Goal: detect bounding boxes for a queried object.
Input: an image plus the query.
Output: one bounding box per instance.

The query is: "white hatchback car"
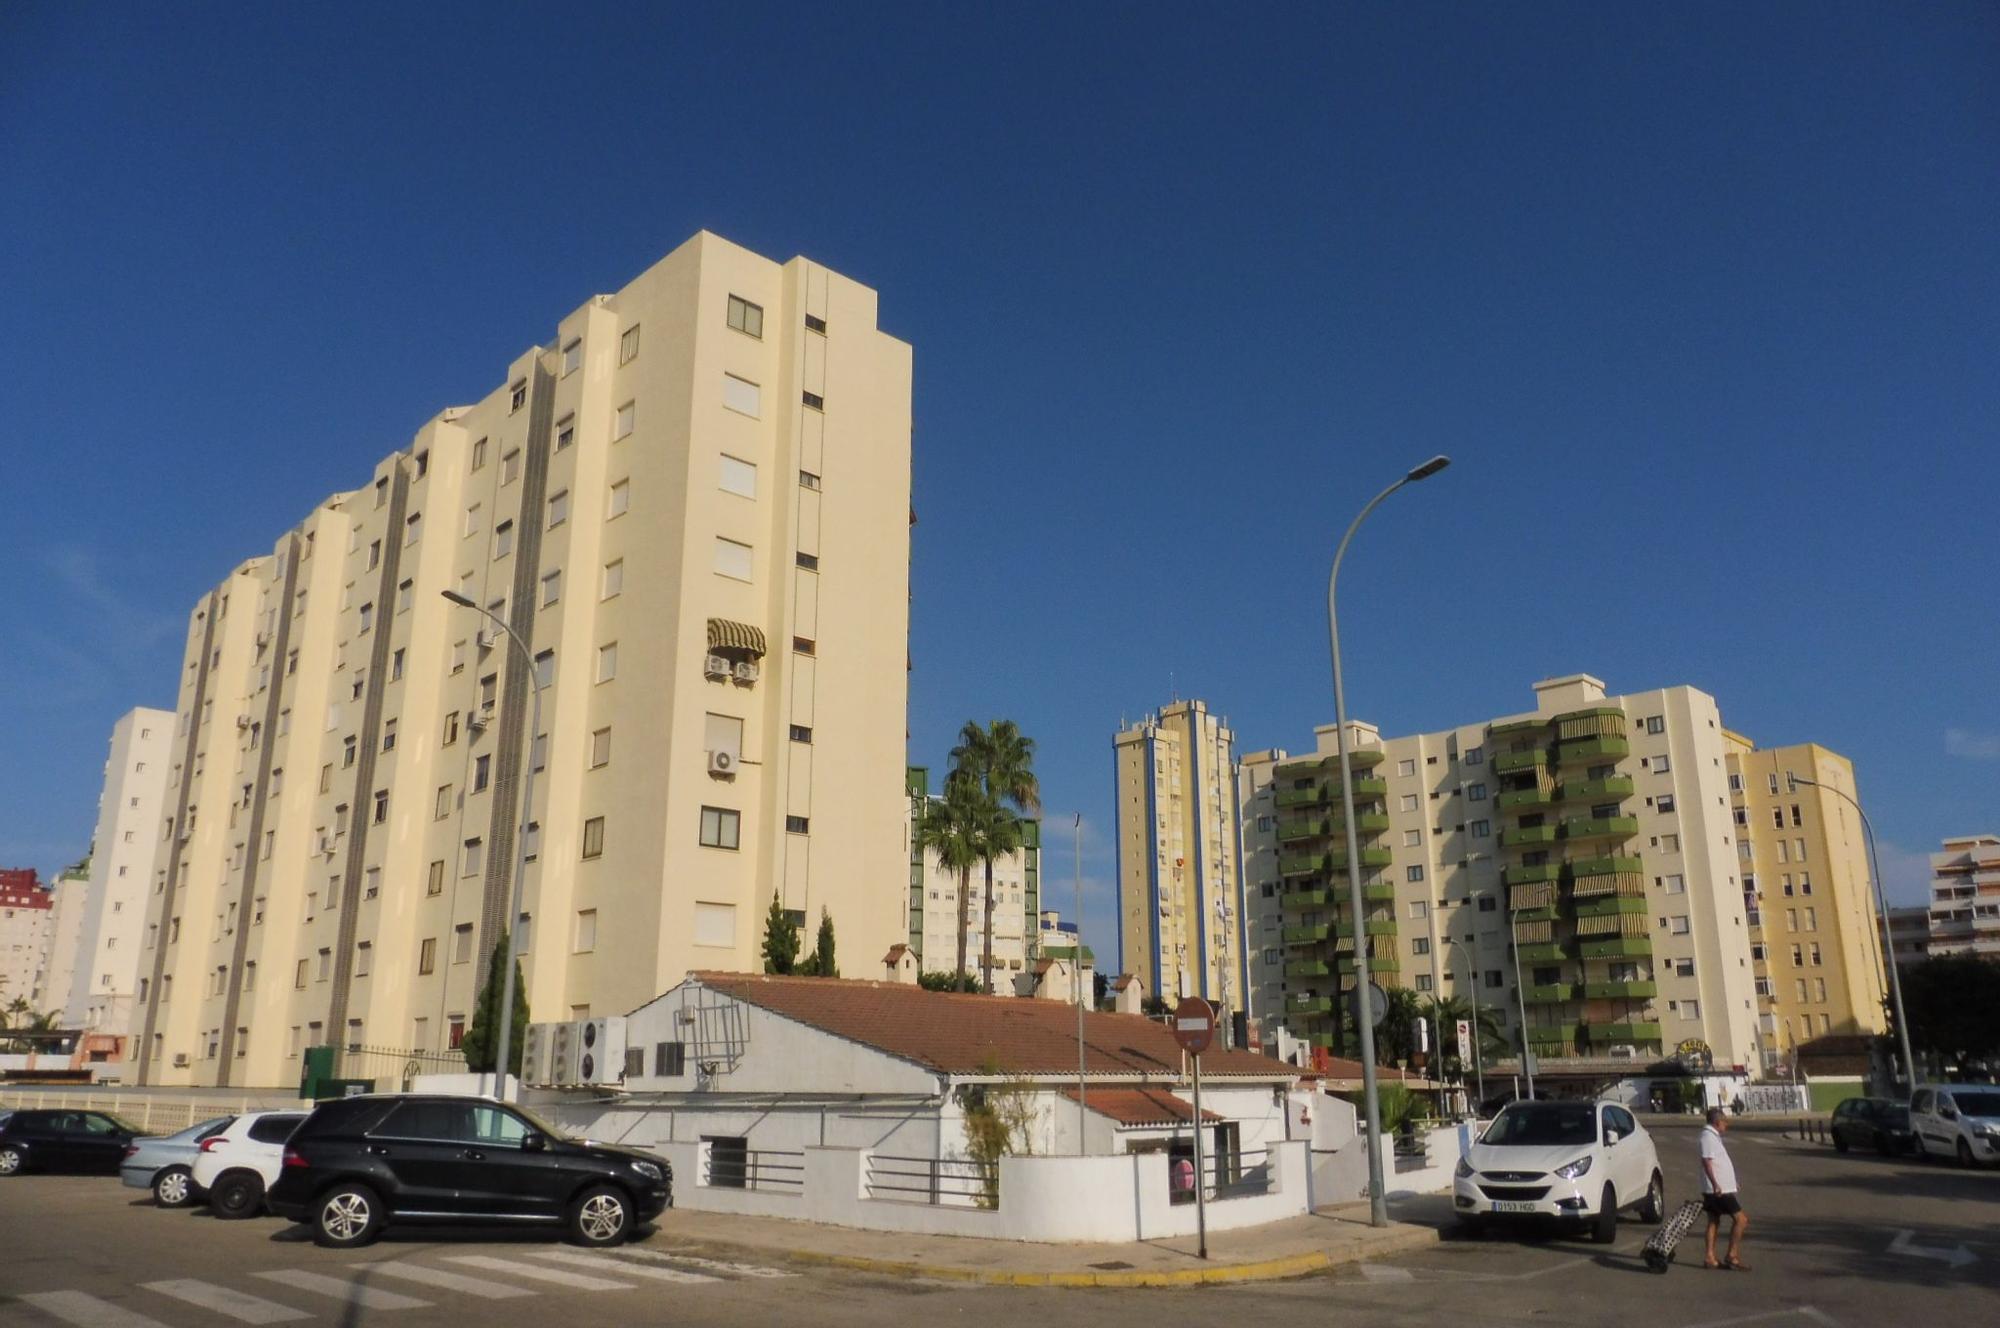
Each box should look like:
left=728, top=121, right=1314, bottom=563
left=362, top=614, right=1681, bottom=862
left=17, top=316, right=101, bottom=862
left=1909, top=1085, right=2000, bottom=1167
left=1454, top=1100, right=1664, bottom=1243
left=190, top=1111, right=308, bottom=1219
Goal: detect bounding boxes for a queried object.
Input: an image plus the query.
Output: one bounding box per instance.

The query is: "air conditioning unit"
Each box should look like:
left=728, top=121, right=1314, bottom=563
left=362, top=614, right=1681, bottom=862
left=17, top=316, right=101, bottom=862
left=236, top=714, right=253, bottom=730
left=708, top=750, right=737, bottom=776
left=466, top=714, right=489, bottom=733
left=575, top=1017, right=628, bottom=1086
left=732, top=659, right=760, bottom=683
left=476, top=628, right=496, bottom=649
left=1608, top=1044, right=1638, bottom=1059
left=172, top=1052, right=189, bottom=1068
left=703, top=653, right=732, bottom=679
left=549, top=1021, right=577, bottom=1086
left=521, top=1023, right=553, bottom=1087
left=317, top=836, right=335, bottom=857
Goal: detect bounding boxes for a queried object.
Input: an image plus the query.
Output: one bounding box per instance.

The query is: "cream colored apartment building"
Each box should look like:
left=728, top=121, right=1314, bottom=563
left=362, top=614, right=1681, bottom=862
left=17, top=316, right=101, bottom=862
left=135, top=232, right=913, bottom=1087
left=1928, top=834, right=2000, bottom=958
left=1114, top=699, right=1246, bottom=1012
left=1723, top=739, right=1887, bottom=1071
left=903, top=768, right=1042, bottom=989
left=1242, top=676, right=1766, bottom=1073
left=45, top=707, right=176, bottom=1034
left=1, top=871, right=53, bottom=1009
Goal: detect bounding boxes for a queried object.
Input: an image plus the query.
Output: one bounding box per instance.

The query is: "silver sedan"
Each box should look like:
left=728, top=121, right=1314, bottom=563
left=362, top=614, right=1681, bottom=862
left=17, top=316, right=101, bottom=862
left=119, top=1116, right=234, bottom=1207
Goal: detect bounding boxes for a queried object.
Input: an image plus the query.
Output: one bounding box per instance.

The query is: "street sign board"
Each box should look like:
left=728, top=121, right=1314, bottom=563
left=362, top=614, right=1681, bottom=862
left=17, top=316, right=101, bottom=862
left=1355, top=981, right=1389, bottom=1027
left=1456, top=1018, right=1472, bottom=1066
left=1172, top=997, right=1216, bottom=1054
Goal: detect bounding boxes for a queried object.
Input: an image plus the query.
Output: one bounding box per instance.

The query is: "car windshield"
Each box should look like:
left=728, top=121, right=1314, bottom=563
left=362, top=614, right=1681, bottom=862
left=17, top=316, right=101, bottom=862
left=1481, top=1102, right=1599, bottom=1147
left=95, top=1114, right=146, bottom=1135
left=1949, top=1091, right=2000, bottom=1117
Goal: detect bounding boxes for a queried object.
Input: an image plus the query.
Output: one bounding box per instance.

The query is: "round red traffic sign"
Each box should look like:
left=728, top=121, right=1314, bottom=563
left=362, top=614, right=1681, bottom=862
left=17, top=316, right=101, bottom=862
left=1172, top=997, right=1216, bottom=1054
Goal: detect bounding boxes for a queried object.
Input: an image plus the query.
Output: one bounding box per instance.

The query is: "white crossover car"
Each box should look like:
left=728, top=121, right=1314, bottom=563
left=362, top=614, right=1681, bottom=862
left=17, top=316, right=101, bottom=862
left=1909, top=1085, right=2000, bottom=1167
left=1453, top=1100, right=1663, bottom=1242
left=190, top=1111, right=308, bottom=1219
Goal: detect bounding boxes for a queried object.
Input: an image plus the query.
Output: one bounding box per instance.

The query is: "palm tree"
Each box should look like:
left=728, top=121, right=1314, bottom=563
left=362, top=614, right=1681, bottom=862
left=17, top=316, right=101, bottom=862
left=1421, top=993, right=1508, bottom=1080
left=948, top=720, right=1041, bottom=994
left=916, top=777, right=985, bottom=984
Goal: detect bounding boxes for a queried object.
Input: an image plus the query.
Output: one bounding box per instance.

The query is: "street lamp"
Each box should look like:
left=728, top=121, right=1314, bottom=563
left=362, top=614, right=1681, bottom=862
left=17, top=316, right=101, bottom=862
left=1328, top=453, right=1451, bottom=1229
left=1444, top=937, right=1485, bottom=1110
left=1786, top=773, right=1917, bottom=1093
left=441, top=589, right=542, bottom=1101
left=1500, top=887, right=1535, bottom=1099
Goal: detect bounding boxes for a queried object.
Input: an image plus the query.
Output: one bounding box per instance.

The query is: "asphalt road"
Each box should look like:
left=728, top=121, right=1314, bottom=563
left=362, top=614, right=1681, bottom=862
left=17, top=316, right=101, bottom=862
left=1, top=1118, right=1992, bottom=1328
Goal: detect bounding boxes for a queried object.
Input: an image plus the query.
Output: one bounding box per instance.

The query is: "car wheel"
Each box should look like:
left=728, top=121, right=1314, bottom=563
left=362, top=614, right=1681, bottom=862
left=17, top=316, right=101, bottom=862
left=311, top=1184, right=383, bottom=1248
left=1956, top=1139, right=1975, bottom=1169
left=0, top=1146, right=24, bottom=1176
left=1591, top=1184, right=1619, bottom=1245
left=567, top=1185, right=633, bottom=1247
left=210, top=1172, right=265, bottom=1220
left=153, top=1167, right=196, bottom=1208
left=1637, top=1170, right=1664, bottom=1223
left=1832, top=1129, right=1849, bottom=1153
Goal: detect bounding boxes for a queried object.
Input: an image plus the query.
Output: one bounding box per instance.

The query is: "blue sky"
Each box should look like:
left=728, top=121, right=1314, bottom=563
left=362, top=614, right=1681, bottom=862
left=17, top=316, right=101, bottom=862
left=3, top=3, right=1994, bottom=959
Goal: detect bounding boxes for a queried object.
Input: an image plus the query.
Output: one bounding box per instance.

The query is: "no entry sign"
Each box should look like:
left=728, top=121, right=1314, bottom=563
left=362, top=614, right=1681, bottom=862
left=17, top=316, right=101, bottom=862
left=1172, top=996, right=1216, bottom=1054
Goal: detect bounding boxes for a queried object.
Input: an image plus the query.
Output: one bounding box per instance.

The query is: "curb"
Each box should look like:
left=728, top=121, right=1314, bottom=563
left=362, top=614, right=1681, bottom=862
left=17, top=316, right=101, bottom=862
left=775, top=1224, right=1439, bottom=1288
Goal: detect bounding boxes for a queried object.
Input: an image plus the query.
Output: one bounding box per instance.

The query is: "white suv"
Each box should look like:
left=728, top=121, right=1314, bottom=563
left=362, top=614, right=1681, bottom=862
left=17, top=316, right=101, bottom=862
left=191, top=1111, right=308, bottom=1218
left=1909, top=1086, right=2000, bottom=1167
left=1453, top=1099, right=1664, bottom=1243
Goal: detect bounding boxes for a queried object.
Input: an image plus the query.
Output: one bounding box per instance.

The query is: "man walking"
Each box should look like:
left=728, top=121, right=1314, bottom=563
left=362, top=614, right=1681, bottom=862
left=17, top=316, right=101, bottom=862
left=1699, top=1105, right=1750, bottom=1270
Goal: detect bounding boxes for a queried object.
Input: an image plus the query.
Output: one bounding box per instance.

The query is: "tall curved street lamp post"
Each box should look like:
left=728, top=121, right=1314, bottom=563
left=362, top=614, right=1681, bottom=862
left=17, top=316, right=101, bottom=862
left=1445, top=937, right=1486, bottom=1109
left=1328, top=454, right=1451, bottom=1229
left=1785, top=773, right=1917, bottom=1092
left=442, top=590, right=541, bottom=1101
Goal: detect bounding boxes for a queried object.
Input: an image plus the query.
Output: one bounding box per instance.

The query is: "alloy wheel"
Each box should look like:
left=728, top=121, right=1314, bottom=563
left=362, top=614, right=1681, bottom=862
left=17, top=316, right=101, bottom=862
left=579, top=1193, right=626, bottom=1242
left=0, top=1148, right=21, bottom=1176
left=323, top=1192, right=371, bottom=1241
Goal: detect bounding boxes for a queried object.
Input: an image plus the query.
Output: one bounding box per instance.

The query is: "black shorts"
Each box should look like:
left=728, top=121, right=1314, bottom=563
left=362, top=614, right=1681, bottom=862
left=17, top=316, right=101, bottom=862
left=1702, top=1193, right=1743, bottom=1217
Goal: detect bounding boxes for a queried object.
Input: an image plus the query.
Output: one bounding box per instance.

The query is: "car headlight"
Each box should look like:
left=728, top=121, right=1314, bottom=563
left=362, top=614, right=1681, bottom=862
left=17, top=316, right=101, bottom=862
left=629, top=1160, right=663, bottom=1183
left=1455, top=1157, right=1474, bottom=1179
left=1553, top=1156, right=1592, bottom=1180
left=1974, top=1126, right=2000, bottom=1141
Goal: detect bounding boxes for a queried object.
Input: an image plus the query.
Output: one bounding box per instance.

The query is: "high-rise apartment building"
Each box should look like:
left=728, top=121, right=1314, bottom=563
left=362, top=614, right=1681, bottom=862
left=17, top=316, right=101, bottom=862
left=1927, top=834, right=2000, bottom=957
left=0, top=869, right=52, bottom=1005
left=1880, top=906, right=1932, bottom=969
left=1113, top=699, right=1244, bottom=1011
left=136, top=232, right=913, bottom=1086
left=1242, top=677, right=1776, bottom=1073
left=44, top=707, right=176, bottom=1033
left=904, top=767, right=1041, bottom=988
left=1723, top=739, right=1888, bottom=1070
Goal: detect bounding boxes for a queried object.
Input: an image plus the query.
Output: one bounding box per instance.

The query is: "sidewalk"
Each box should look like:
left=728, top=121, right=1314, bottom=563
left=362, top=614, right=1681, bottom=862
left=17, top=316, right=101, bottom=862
left=655, top=1203, right=1440, bottom=1287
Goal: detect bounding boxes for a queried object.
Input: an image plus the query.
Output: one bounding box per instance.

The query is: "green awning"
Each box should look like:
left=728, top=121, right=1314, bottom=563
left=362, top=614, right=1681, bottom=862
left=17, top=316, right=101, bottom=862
left=707, top=618, right=767, bottom=655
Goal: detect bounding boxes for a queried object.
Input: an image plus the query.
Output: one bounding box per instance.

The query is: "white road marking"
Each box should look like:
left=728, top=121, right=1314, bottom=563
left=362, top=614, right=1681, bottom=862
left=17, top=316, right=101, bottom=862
left=535, top=1249, right=719, bottom=1284
left=360, top=1262, right=537, bottom=1298
left=252, top=1270, right=432, bottom=1311
left=1358, top=1263, right=1415, bottom=1283
left=15, top=1292, right=168, bottom=1328
left=441, top=1254, right=633, bottom=1291
left=618, top=1246, right=794, bottom=1278
left=1887, top=1228, right=1977, bottom=1269
left=140, top=1280, right=310, bottom=1324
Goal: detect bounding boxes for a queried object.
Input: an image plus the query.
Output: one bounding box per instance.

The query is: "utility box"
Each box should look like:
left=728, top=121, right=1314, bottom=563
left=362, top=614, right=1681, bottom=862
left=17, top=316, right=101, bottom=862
left=299, top=1045, right=337, bottom=1098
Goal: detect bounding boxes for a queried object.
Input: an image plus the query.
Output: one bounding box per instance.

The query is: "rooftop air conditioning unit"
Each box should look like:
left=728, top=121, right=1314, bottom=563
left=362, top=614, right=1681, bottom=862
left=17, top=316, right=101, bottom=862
left=549, top=1020, right=577, bottom=1087
left=707, top=750, right=737, bottom=776
left=732, top=659, right=760, bottom=683
left=576, top=1017, right=627, bottom=1086
left=703, top=653, right=732, bottom=679
left=172, top=1052, right=189, bottom=1068
left=521, top=1023, right=552, bottom=1087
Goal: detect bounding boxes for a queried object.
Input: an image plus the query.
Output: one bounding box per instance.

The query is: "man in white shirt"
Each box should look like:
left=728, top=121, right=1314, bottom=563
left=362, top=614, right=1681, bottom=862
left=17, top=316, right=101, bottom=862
left=1699, top=1105, right=1749, bottom=1270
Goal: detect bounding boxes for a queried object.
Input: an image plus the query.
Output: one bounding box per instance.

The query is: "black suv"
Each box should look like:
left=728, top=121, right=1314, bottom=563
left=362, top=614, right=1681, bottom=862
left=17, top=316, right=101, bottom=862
left=0, top=1109, right=149, bottom=1175
left=266, top=1094, right=671, bottom=1248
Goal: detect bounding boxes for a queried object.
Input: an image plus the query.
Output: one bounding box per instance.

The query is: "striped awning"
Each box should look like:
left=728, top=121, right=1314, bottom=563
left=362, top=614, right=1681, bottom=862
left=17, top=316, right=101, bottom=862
left=1571, top=871, right=1644, bottom=899
left=707, top=618, right=767, bottom=655
left=1512, top=919, right=1553, bottom=944
left=1510, top=883, right=1558, bottom=911
left=1576, top=913, right=1624, bottom=936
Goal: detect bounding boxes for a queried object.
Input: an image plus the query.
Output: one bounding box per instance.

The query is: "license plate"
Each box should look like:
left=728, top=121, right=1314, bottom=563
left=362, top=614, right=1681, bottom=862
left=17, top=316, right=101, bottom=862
left=1492, top=1201, right=1540, bottom=1213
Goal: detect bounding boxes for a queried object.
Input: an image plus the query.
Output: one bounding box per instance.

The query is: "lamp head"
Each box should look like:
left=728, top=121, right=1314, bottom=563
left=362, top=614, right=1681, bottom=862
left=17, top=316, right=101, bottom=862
left=1406, top=455, right=1452, bottom=482
left=440, top=590, right=476, bottom=608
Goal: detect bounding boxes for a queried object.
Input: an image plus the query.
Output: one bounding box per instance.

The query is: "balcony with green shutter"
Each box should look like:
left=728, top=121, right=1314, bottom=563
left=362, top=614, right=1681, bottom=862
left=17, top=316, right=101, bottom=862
left=1557, top=735, right=1630, bottom=763
left=1286, top=958, right=1330, bottom=979
left=1581, top=936, right=1653, bottom=959
left=1525, top=1028, right=1575, bottom=1054
left=1493, top=749, right=1552, bottom=775
left=1561, top=816, right=1639, bottom=843
left=1489, top=718, right=1548, bottom=740
left=1335, top=918, right=1398, bottom=938
left=1497, top=785, right=1554, bottom=812
left=1502, top=824, right=1559, bottom=848
left=1333, top=882, right=1398, bottom=905
left=1570, top=854, right=1643, bottom=878
left=1276, top=816, right=1331, bottom=843
left=1583, top=980, right=1658, bottom=999
left=1515, top=942, right=1570, bottom=963
left=1557, top=775, right=1634, bottom=803
left=1503, top=863, right=1564, bottom=886
left=1523, top=983, right=1579, bottom=1004
left=1287, top=995, right=1334, bottom=1017
left=1511, top=905, right=1562, bottom=924
left=1322, top=847, right=1395, bottom=872
left=1337, top=954, right=1400, bottom=975
left=1280, top=852, right=1333, bottom=877
left=1574, top=895, right=1648, bottom=919
left=1346, top=776, right=1390, bottom=801
left=1330, top=810, right=1393, bottom=834
left=1591, top=1022, right=1662, bottom=1043
left=1274, top=784, right=1328, bottom=810
left=1281, top=888, right=1331, bottom=911
left=1284, top=923, right=1332, bottom=944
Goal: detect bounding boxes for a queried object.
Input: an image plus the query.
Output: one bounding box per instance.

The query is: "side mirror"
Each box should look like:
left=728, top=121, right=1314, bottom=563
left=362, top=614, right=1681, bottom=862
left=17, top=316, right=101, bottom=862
left=1940, top=1109, right=1958, bottom=1122
left=1605, top=1130, right=1621, bottom=1146
left=522, top=1131, right=548, bottom=1152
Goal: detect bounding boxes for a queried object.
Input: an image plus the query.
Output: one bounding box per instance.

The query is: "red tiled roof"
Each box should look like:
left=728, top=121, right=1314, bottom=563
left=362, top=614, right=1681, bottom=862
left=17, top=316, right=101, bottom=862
left=688, top=973, right=1294, bottom=1080
left=1061, top=1086, right=1223, bottom=1126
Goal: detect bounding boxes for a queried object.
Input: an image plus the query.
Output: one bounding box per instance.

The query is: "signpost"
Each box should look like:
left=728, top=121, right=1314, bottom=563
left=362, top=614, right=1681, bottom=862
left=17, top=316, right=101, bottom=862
left=1172, top=996, right=1216, bottom=1259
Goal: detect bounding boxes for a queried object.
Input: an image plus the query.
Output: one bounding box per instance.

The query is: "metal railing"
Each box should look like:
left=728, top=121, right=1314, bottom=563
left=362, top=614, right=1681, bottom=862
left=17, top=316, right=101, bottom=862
left=865, top=1153, right=995, bottom=1209
left=336, top=1044, right=466, bottom=1087
left=703, top=1147, right=804, bottom=1193
left=0, top=1090, right=297, bottom=1134
left=1204, top=1147, right=1275, bottom=1201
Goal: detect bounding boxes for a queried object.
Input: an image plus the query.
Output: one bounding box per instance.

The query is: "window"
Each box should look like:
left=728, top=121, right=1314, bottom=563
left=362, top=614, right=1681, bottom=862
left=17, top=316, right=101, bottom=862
left=1790, top=803, right=1804, bottom=828
left=655, top=1041, right=687, bottom=1076
left=1804, top=906, right=1818, bottom=931
left=427, top=859, right=445, bottom=896
left=1477, top=896, right=1497, bottom=912
left=1751, top=942, right=1767, bottom=962
left=367, top=539, right=381, bottom=570
left=494, top=520, right=515, bottom=558
left=453, top=924, right=473, bottom=963
left=597, top=643, right=618, bottom=682
left=591, top=727, right=612, bottom=768
left=294, top=960, right=308, bottom=989
left=574, top=909, right=598, bottom=953
left=1469, top=819, right=1490, bottom=838
left=801, top=390, right=824, bottom=411
left=473, top=753, right=491, bottom=792
left=1671, top=957, right=1696, bottom=978
left=509, top=378, right=527, bottom=411
left=562, top=338, right=581, bottom=375
left=1809, top=943, right=1822, bottom=966
left=1406, top=865, right=1425, bottom=882
left=531, top=731, right=548, bottom=772
left=1794, top=837, right=1807, bottom=861
left=463, top=838, right=484, bottom=876
left=793, top=635, right=816, bottom=655
left=1662, top=873, right=1686, bottom=894
left=405, top=512, right=422, bottom=546
left=1486, top=970, right=1504, bottom=988
left=608, top=479, right=630, bottom=518
left=1667, top=915, right=1690, bottom=935
left=1657, top=794, right=1676, bottom=814
left=1399, top=794, right=1419, bottom=812
left=1682, top=999, right=1701, bottom=1020
left=533, top=649, right=555, bottom=688
left=1465, top=782, right=1487, bottom=802
left=1799, top=872, right=1812, bottom=895
left=805, top=312, right=827, bottom=334
left=502, top=449, right=521, bottom=484
left=472, top=437, right=488, bottom=470
left=720, top=455, right=756, bottom=498
left=727, top=294, right=765, bottom=337
left=786, top=814, right=810, bottom=834
left=582, top=817, right=605, bottom=859
left=1402, top=829, right=1421, bottom=847
left=795, top=551, right=818, bottom=570
left=522, top=821, right=541, bottom=861
left=789, top=724, right=812, bottom=743
left=390, top=648, right=405, bottom=680
left=1411, top=937, right=1431, bottom=955
left=1646, top=715, right=1665, bottom=735
left=700, top=806, right=740, bottom=849
left=317, top=948, right=332, bottom=981
left=799, top=469, right=820, bottom=489
left=1464, top=745, right=1484, bottom=766
left=354, top=942, right=372, bottom=977
left=714, top=537, right=753, bottom=581
left=722, top=373, right=761, bottom=417
left=382, top=718, right=398, bottom=752
left=1415, top=974, right=1433, bottom=992
left=547, top=490, right=569, bottom=528
left=434, top=784, right=453, bottom=819
left=442, top=710, right=460, bottom=746
left=358, top=602, right=374, bottom=633
left=418, top=938, right=436, bottom=974
left=541, top=569, right=562, bottom=606
left=372, top=789, right=388, bottom=824
left=555, top=414, right=575, bottom=450
left=619, top=324, right=640, bottom=364
left=1398, top=759, right=1417, bottom=778
left=1653, top=754, right=1671, bottom=774
left=342, top=735, right=357, bottom=768
left=1660, top=833, right=1680, bottom=853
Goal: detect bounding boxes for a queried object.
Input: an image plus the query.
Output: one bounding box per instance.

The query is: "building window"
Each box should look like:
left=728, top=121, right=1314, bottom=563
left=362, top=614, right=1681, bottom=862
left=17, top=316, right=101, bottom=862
left=608, top=479, right=630, bottom=518
left=521, top=821, right=541, bottom=861
left=805, top=312, right=827, bottom=334
left=354, top=942, right=372, bottom=978
left=1809, top=943, right=1822, bottom=966
left=418, top=938, right=437, bottom=974
left=358, top=602, right=374, bottom=633
left=434, top=785, right=453, bottom=819
left=1667, top=915, right=1690, bottom=935
left=722, top=373, right=761, bottom=418
left=541, top=569, right=562, bottom=606
left=473, top=754, right=491, bottom=792
left=317, top=948, right=332, bottom=981
left=555, top=414, right=575, bottom=450
left=547, top=490, right=569, bottom=528
left=1662, top=873, right=1686, bottom=894
left=1660, top=833, right=1681, bottom=853
left=714, top=537, right=753, bottom=581
left=591, top=727, right=612, bottom=768
left=390, top=648, right=405, bottom=681
left=655, top=1041, right=687, bottom=1076
left=610, top=400, right=635, bottom=440
left=801, top=390, right=825, bottom=411
left=1657, top=794, right=1676, bottom=814
left=294, top=960, right=308, bottom=989
left=799, top=470, right=821, bottom=490
left=789, top=724, right=812, bottom=744
left=795, top=551, right=819, bottom=571
left=1403, top=829, right=1421, bottom=847
left=502, top=449, right=521, bottom=484
left=463, top=838, right=484, bottom=876
left=1469, top=819, right=1490, bottom=838
left=472, top=437, right=488, bottom=470
left=1653, top=754, right=1671, bottom=774
left=494, top=520, right=515, bottom=558
left=786, top=815, right=810, bottom=834
left=427, top=859, right=445, bottom=896
left=562, top=339, right=581, bottom=375
left=1682, top=999, right=1701, bottom=1020
left=381, top=718, right=398, bottom=752
left=1415, top=973, right=1433, bottom=992
left=454, top=924, right=474, bottom=963
left=405, top=512, right=422, bottom=546
left=793, top=636, right=816, bottom=656
left=509, top=379, right=527, bottom=411
left=574, top=909, right=598, bottom=953
left=727, top=294, right=764, bottom=338
left=720, top=455, right=756, bottom=498
left=1406, top=865, right=1425, bottom=882
left=1645, top=715, right=1665, bottom=735
left=582, top=817, right=606, bottom=859
left=1477, top=896, right=1497, bottom=912
left=619, top=325, right=640, bottom=364
left=700, top=806, right=740, bottom=849
left=372, top=789, right=388, bottom=823
left=1412, top=937, right=1431, bottom=956
left=597, top=642, right=618, bottom=682
left=1671, top=957, right=1696, bottom=977
left=1464, top=745, right=1484, bottom=766
left=534, top=650, right=555, bottom=688
left=1398, top=759, right=1417, bottom=778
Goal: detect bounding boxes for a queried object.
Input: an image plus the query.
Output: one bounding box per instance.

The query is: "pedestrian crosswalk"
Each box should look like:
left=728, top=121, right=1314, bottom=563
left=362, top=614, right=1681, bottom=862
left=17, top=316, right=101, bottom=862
left=8, top=1245, right=793, bottom=1327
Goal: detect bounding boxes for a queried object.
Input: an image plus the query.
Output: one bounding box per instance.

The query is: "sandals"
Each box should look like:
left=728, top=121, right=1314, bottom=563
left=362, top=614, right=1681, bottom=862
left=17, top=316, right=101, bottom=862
left=1728, top=1259, right=1751, bottom=1272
